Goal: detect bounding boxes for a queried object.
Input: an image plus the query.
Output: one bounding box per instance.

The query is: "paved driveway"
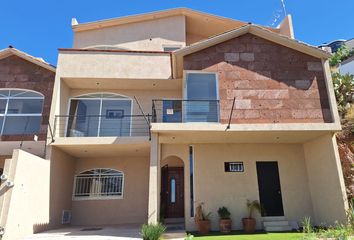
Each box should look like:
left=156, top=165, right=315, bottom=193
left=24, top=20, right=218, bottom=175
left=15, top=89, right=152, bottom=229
left=25, top=224, right=142, bottom=240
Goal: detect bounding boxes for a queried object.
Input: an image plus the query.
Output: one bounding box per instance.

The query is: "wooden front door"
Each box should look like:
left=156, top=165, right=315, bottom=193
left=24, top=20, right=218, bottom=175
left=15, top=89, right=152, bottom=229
left=256, top=162, right=284, bottom=216
left=161, top=167, right=184, bottom=218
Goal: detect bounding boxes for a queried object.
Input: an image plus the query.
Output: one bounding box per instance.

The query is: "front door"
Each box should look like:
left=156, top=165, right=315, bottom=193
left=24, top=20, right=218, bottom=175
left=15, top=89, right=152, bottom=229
left=161, top=167, right=184, bottom=218
left=256, top=162, right=284, bottom=216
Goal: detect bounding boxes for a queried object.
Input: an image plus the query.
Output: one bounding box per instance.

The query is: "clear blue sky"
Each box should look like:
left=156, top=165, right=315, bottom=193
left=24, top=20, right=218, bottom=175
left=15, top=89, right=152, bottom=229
left=1, top=0, right=353, bottom=65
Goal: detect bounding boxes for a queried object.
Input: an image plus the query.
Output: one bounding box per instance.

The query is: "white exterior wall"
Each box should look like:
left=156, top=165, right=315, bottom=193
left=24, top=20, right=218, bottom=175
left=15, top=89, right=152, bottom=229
left=73, top=15, right=186, bottom=51
left=340, top=59, right=354, bottom=75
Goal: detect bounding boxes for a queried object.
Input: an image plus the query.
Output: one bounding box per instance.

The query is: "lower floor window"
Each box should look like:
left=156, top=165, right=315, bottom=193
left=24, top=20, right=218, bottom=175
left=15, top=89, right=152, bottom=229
left=73, top=168, right=124, bottom=200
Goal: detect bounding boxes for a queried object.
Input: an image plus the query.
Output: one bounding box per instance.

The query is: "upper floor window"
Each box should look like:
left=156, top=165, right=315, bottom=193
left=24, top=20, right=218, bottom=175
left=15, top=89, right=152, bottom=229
left=67, top=93, right=133, bottom=137
left=73, top=168, right=124, bottom=200
left=0, top=89, right=44, bottom=135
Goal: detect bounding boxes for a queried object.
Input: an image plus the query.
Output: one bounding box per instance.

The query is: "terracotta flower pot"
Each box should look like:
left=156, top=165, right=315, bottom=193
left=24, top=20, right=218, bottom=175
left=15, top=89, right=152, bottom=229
left=242, top=217, right=256, bottom=233
left=197, top=220, right=211, bottom=235
left=219, top=218, right=232, bottom=233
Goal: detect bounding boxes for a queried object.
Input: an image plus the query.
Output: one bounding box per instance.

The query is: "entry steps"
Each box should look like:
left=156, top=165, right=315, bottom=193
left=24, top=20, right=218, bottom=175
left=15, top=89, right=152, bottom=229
left=262, top=217, right=293, bottom=232
left=163, top=218, right=186, bottom=240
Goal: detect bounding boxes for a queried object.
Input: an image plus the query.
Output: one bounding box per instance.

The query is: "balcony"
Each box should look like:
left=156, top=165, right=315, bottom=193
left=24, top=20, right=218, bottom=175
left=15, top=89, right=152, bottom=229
left=53, top=114, right=150, bottom=138
left=152, top=99, right=220, bottom=123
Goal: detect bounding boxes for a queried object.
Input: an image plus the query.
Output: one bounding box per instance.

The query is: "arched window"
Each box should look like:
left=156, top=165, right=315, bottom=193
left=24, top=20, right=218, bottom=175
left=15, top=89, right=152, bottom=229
left=73, top=168, right=124, bottom=200
left=0, top=89, right=44, bottom=135
left=67, top=93, right=132, bottom=137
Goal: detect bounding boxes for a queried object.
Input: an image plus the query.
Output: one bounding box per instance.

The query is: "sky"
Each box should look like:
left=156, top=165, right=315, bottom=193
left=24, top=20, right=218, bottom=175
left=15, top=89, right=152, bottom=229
left=1, top=0, right=353, bottom=65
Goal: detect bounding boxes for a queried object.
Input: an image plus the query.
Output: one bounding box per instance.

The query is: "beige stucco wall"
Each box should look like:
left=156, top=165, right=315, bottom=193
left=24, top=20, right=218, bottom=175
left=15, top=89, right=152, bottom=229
left=303, top=133, right=348, bottom=225
left=1, top=150, right=50, bottom=240
left=49, top=146, right=76, bottom=228
left=160, top=143, right=315, bottom=231
left=71, top=156, right=149, bottom=225
left=73, top=15, right=186, bottom=51
left=57, top=51, right=172, bottom=80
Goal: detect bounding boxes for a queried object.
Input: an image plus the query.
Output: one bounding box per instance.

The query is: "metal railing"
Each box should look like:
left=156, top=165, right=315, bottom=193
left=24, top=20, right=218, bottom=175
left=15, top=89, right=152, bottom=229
left=152, top=99, right=220, bottom=123
left=54, top=114, right=150, bottom=137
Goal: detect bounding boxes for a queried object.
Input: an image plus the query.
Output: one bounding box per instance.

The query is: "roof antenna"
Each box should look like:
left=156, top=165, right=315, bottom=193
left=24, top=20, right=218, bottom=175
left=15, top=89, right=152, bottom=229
left=280, top=0, right=287, bottom=16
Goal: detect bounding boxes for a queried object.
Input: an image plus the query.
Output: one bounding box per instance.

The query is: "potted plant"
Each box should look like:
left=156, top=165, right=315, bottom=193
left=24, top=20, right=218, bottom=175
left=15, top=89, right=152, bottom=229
left=218, top=206, right=232, bottom=233
left=195, top=203, right=211, bottom=235
left=242, top=200, right=262, bottom=233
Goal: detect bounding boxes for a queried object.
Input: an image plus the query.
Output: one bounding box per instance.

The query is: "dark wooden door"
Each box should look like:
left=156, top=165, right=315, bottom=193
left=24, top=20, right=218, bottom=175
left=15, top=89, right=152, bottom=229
left=162, top=167, right=184, bottom=218
left=256, top=162, right=284, bottom=216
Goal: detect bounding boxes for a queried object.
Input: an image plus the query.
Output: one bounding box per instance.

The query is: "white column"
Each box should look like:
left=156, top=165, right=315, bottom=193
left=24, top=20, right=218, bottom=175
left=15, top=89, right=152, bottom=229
left=148, top=133, right=159, bottom=223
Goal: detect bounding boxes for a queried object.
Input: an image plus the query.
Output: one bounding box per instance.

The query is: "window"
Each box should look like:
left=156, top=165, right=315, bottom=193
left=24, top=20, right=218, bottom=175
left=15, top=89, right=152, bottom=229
left=67, top=93, right=132, bottom=137
left=0, top=89, right=44, bottom=135
left=73, top=168, right=124, bottom=200
left=224, top=162, right=244, bottom=172
left=184, top=72, right=219, bottom=122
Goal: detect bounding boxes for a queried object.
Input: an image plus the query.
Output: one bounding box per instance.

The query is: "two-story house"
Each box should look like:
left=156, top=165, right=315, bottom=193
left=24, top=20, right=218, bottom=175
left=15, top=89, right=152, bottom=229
left=1, top=8, right=347, bottom=240
left=0, top=47, right=55, bottom=239
left=45, top=8, right=348, bottom=232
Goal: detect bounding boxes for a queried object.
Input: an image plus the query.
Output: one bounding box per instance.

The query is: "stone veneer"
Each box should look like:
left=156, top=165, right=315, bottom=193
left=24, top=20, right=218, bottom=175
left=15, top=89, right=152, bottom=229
left=184, top=33, right=332, bottom=123
left=0, top=55, right=55, bottom=141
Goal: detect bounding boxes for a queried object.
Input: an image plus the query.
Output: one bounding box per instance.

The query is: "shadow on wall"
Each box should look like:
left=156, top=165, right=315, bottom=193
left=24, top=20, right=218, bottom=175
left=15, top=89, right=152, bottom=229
left=184, top=33, right=332, bottom=123
left=33, top=222, right=50, bottom=234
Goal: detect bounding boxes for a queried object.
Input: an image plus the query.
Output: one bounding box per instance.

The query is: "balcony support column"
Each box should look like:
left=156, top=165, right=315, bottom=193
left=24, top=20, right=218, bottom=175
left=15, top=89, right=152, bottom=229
left=148, top=133, right=160, bottom=223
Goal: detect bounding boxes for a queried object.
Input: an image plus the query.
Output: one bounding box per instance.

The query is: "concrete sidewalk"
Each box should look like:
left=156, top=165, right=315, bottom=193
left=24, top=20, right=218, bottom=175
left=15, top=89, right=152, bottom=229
left=24, top=224, right=142, bottom=240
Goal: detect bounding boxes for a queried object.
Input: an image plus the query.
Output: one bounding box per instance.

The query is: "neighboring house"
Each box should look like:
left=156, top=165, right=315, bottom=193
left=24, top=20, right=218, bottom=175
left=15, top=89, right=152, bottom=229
left=0, top=47, right=55, bottom=239
left=319, top=38, right=354, bottom=75
left=0, top=8, right=349, bottom=240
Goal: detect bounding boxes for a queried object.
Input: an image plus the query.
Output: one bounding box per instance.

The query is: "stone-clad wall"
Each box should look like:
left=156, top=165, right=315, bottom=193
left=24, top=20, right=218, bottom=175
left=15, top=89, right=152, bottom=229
left=0, top=55, right=55, bottom=140
left=184, top=33, right=332, bottom=123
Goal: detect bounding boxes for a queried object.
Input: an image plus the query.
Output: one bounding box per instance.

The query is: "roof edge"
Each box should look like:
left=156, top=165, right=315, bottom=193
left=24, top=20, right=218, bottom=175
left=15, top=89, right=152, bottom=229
left=174, top=24, right=331, bottom=59
left=0, top=48, right=56, bottom=72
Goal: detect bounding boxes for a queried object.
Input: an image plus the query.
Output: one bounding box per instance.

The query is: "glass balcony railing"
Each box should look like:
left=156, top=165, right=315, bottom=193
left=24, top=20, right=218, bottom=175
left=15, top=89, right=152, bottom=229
left=152, top=100, right=220, bottom=123
left=54, top=114, right=150, bottom=137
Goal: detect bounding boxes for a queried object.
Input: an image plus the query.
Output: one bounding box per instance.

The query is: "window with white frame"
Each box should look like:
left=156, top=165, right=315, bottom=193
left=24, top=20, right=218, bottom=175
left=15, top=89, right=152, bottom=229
left=0, top=89, right=44, bottom=135
left=73, top=168, right=124, bottom=200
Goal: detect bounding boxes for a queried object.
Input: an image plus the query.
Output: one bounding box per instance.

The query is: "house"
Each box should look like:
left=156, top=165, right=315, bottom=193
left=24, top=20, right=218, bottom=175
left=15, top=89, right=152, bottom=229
left=0, top=8, right=349, bottom=239
left=0, top=47, right=55, bottom=238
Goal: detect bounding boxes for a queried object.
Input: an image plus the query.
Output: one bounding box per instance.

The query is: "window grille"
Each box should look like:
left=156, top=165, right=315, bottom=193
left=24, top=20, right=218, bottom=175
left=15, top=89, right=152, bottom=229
left=73, top=168, right=124, bottom=200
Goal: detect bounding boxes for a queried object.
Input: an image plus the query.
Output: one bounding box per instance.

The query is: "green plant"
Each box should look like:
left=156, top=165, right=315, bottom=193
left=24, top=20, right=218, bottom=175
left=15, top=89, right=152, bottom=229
left=185, top=233, right=194, bottom=240
left=246, top=200, right=262, bottom=218
left=140, top=223, right=166, bottom=240
left=332, top=72, right=354, bottom=118
left=217, top=206, right=231, bottom=219
left=195, top=203, right=211, bottom=221
left=317, top=222, right=352, bottom=240
left=330, top=45, right=354, bottom=67
left=301, top=217, right=317, bottom=240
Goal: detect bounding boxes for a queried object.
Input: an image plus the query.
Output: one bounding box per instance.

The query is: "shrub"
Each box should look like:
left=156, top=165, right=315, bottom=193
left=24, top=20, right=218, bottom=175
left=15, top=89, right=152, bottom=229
left=195, top=203, right=211, bottom=222
left=246, top=200, right=262, bottom=218
left=140, top=223, right=166, bottom=240
left=217, top=206, right=231, bottom=219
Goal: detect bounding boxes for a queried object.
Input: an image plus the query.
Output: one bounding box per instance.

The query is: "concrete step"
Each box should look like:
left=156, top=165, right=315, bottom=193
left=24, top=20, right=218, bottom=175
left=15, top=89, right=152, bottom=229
left=263, top=220, right=291, bottom=227
left=262, top=216, right=286, bottom=221
left=265, top=225, right=292, bottom=232
left=163, top=230, right=186, bottom=240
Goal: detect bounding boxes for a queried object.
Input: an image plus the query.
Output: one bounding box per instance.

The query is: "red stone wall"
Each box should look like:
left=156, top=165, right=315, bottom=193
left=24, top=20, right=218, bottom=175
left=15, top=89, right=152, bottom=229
left=184, top=33, right=332, bottom=123
left=0, top=55, right=55, bottom=140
